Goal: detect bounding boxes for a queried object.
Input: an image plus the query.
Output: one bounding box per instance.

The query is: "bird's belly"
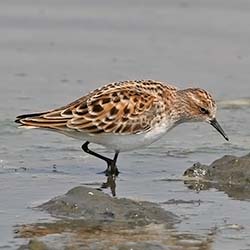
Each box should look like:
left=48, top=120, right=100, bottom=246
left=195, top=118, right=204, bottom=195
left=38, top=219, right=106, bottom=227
left=62, top=121, right=174, bottom=152
left=90, top=133, right=160, bottom=152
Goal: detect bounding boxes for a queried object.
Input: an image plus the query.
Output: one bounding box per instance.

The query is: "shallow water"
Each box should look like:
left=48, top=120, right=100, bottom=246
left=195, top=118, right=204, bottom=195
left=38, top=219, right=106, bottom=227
left=1, top=0, right=250, bottom=249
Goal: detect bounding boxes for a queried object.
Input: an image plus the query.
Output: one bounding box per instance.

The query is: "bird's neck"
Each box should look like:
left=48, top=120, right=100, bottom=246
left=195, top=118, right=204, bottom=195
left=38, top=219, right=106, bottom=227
left=170, top=90, right=195, bottom=124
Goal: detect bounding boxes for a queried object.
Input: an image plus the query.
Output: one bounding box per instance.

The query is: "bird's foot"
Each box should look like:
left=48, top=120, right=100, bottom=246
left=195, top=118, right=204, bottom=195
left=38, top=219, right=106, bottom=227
left=98, top=165, right=119, bottom=176
left=96, top=159, right=119, bottom=176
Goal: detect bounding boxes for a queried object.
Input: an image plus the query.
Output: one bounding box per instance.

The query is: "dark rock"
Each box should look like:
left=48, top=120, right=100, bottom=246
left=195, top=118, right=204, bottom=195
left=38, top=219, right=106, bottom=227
left=183, top=162, right=211, bottom=179
left=16, top=186, right=180, bottom=250
left=39, top=186, right=178, bottom=228
left=184, top=153, right=250, bottom=200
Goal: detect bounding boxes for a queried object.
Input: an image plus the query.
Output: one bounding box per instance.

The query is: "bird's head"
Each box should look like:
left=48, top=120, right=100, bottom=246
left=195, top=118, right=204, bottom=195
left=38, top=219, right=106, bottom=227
left=176, top=88, right=229, bottom=141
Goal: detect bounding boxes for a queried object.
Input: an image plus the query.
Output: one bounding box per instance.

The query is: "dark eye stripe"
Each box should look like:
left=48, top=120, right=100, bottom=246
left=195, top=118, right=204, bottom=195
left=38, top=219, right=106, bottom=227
left=200, top=107, right=210, bottom=115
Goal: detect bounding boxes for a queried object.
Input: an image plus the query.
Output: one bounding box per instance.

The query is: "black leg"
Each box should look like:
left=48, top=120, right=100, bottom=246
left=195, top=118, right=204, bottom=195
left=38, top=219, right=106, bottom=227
left=81, top=141, right=120, bottom=176
left=109, top=150, right=120, bottom=176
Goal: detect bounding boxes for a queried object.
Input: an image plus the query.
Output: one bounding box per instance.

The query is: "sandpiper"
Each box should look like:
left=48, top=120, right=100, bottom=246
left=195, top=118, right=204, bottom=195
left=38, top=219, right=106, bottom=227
left=15, top=80, right=228, bottom=175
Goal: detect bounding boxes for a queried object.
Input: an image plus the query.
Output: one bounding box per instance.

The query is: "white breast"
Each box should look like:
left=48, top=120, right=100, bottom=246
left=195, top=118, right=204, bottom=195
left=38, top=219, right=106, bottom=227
left=61, top=118, right=176, bottom=152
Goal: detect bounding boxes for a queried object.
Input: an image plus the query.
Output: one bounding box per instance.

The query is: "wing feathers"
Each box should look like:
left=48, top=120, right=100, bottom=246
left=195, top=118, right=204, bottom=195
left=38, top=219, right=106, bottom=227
left=16, top=80, right=173, bottom=134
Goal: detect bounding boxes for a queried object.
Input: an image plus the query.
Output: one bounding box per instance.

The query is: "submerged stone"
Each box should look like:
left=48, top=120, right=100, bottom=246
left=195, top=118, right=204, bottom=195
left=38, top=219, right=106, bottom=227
left=184, top=153, right=250, bottom=200
left=16, top=186, right=181, bottom=250
left=39, top=186, right=178, bottom=228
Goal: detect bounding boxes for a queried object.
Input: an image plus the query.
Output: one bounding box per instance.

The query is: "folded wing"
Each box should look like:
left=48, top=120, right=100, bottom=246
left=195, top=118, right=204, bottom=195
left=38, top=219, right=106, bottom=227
left=16, top=81, right=169, bottom=135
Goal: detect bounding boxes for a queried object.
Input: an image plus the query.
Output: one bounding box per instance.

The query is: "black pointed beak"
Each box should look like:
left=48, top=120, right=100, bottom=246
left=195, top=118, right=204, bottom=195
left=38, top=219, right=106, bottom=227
left=210, top=118, right=229, bottom=141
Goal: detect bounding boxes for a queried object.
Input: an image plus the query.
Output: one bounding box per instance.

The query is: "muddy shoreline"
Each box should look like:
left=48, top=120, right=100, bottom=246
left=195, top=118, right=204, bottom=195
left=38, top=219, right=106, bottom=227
left=16, top=186, right=179, bottom=250
left=16, top=152, right=250, bottom=249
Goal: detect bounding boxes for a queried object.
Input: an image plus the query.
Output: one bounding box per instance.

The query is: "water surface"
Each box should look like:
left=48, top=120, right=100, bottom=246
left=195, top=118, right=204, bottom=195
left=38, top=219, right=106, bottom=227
left=1, top=0, right=250, bottom=249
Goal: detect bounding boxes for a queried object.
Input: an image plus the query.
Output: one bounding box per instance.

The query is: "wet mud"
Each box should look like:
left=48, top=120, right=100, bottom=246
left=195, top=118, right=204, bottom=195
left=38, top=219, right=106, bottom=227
left=184, top=153, right=250, bottom=200
left=15, top=186, right=214, bottom=250
left=15, top=153, right=250, bottom=249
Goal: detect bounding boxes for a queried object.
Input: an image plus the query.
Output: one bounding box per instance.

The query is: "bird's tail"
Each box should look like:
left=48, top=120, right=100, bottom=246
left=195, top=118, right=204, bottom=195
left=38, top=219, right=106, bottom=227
left=15, top=110, right=69, bottom=129
left=15, top=112, right=46, bottom=123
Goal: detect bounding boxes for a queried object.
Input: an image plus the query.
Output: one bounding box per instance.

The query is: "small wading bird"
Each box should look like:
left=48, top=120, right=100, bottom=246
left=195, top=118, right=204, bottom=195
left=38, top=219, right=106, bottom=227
left=15, top=80, right=229, bottom=176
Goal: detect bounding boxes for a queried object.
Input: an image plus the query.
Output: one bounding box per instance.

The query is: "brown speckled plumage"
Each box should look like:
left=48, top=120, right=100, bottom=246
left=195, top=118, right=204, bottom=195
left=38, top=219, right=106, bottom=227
left=16, top=79, right=228, bottom=154
left=15, top=79, right=229, bottom=176
left=16, top=80, right=178, bottom=135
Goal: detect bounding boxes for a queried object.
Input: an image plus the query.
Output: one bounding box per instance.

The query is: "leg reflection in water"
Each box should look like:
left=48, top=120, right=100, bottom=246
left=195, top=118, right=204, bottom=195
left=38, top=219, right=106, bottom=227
left=101, top=175, right=117, bottom=197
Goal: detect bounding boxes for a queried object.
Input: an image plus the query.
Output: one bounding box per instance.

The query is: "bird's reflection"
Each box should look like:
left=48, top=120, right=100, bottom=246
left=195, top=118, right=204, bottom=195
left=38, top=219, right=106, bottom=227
left=100, top=174, right=117, bottom=197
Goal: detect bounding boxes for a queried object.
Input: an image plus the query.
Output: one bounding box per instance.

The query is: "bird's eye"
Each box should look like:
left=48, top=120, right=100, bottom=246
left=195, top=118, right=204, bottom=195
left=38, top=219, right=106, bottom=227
left=200, top=107, right=209, bottom=115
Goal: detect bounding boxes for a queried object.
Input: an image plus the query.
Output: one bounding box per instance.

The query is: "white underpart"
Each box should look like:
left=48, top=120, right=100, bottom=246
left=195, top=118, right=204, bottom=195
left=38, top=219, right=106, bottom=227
left=60, top=118, right=176, bottom=152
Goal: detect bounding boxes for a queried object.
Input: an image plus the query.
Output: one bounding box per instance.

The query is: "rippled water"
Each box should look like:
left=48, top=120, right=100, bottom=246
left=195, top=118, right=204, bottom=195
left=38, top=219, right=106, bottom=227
left=1, top=1, right=250, bottom=249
